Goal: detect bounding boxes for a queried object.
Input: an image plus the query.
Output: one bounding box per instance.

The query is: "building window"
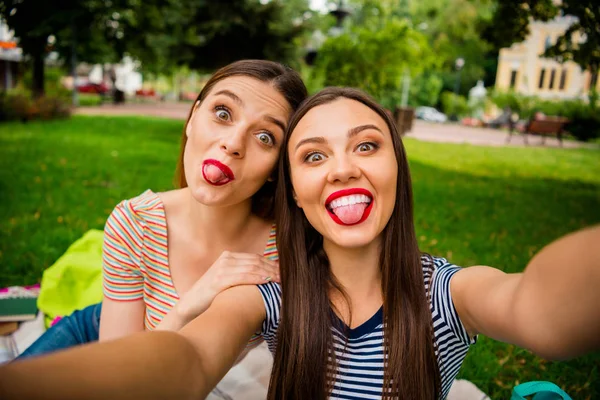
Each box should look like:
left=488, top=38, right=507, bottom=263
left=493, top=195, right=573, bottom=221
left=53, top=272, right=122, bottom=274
left=538, top=68, right=546, bottom=89
left=544, top=36, right=552, bottom=51
left=509, top=70, right=518, bottom=88
left=548, top=69, right=556, bottom=90
left=559, top=69, right=567, bottom=90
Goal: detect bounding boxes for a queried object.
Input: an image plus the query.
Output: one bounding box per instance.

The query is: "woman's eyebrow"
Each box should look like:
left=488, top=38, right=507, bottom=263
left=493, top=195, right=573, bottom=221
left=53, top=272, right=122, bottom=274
left=265, top=115, right=286, bottom=132
left=293, top=124, right=382, bottom=151
left=213, top=90, right=242, bottom=105
left=294, top=136, right=326, bottom=151
left=348, top=124, right=383, bottom=138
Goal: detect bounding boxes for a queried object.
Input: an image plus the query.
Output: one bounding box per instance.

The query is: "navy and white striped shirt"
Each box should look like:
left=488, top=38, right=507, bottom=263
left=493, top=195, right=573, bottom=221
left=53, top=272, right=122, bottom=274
left=257, top=256, right=475, bottom=400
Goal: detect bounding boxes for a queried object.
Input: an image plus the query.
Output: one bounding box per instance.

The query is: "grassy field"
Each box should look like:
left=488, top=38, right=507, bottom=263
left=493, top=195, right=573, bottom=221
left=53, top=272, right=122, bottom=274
left=1, top=116, right=599, bottom=398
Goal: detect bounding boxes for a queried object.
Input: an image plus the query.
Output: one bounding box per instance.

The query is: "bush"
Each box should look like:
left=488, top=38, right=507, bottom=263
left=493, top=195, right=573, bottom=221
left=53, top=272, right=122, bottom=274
left=490, top=90, right=600, bottom=141
left=565, top=107, right=600, bottom=142
left=0, top=91, right=71, bottom=122
left=409, top=73, right=444, bottom=108
left=78, top=93, right=104, bottom=107
left=315, top=18, right=434, bottom=104
left=440, top=91, right=471, bottom=117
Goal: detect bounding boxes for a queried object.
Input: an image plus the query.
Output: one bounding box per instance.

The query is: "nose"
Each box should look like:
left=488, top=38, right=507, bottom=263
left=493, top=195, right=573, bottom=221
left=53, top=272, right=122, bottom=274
left=327, top=154, right=361, bottom=184
left=220, top=127, right=246, bottom=158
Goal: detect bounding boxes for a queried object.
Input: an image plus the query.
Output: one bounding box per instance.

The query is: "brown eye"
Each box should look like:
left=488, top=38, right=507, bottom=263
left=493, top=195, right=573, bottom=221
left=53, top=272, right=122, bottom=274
left=305, top=152, right=325, bottom=163
left=357, top=142, right=377, bottom=152
left=257, top=132, right=275, bottom=146
left=215, top=107, right=231, bottom=121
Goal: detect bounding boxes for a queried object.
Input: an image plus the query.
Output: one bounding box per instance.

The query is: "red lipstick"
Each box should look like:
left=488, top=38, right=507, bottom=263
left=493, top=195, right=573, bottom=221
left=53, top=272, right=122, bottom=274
left=325, top=188, right=374, bottom=226
left=202, top=159, right=235, bottom=186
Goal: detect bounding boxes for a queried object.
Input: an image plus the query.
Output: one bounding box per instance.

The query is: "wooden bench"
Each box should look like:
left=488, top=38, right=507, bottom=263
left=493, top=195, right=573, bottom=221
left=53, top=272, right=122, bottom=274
left=506, top=113, right=569, bottom=146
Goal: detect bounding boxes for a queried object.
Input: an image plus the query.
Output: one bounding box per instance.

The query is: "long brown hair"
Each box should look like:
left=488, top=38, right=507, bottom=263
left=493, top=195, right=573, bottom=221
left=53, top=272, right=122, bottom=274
left=270, top=87, right=440, bottom=399
left=174, top=59, right=307, bottom=219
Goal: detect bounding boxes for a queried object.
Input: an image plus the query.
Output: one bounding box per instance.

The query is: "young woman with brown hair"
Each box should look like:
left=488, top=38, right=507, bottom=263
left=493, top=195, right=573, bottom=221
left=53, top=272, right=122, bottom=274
left=15, top=59, right=307, bottom=398
left=2, top=88, right=599, bottom=400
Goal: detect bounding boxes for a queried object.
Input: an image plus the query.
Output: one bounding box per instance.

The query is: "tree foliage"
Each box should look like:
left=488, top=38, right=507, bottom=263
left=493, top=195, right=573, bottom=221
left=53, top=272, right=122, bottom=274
left=0, top=0, right=311, bottom=95
left=314, top=18, right=434, bottom=106
left=485, top=0, right=600, bottom=74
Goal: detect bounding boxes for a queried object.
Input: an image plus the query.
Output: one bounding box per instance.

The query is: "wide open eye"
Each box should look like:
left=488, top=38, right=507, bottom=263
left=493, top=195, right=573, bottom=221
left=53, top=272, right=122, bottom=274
left=305, top=152, right=325, bottom=163
left=356, top=142, right=378, bottom=152
left=215, top=106, right=231, bottom=121
left=256, top=132, right=275, bottom=147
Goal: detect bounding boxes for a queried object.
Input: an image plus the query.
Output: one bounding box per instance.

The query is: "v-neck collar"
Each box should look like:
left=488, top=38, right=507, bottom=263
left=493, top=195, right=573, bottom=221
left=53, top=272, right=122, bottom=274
left=331, top=306, right=384, bottom=339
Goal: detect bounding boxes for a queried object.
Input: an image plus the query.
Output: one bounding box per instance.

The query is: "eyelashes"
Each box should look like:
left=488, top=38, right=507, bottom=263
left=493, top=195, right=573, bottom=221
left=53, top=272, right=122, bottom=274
left=213, top=104, right=277, bottom=147
left=302, top=141, right=380, bottom=164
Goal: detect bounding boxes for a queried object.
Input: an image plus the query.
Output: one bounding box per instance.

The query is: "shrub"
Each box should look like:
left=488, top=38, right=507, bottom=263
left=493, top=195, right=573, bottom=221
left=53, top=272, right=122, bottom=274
left=34, top=96, right=71, bottom=120
left=490, top=90, right=600, bottom=141
left=0, top=91, right=71, bottom=122
left=565, top=107, right=600, bottom=142
left=440, top=91, right=471, bottom=117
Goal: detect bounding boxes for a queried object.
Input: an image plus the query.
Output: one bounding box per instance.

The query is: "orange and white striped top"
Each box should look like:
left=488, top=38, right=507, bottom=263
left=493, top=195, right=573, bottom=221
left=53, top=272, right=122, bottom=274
left=102, top=190, right=278, bottom=342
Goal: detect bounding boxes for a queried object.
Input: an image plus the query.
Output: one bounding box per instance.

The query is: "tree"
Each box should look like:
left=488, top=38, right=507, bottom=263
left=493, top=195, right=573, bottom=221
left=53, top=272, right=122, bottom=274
left=485, top=0, right=599, bottom=83
left=0, top=0, right=311, bottom=97
left=411, top=0, right=495, bottom=94
left=314, top=18, right=434, bottom=107
left=0, top=0, right=127, bottom=97
left=182, top=0, right=310, bottom=71
left=544, top=1, right=600, bottom=81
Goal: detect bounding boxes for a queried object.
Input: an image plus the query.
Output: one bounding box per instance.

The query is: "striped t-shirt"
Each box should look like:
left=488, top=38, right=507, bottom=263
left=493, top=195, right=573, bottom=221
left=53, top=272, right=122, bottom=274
left=258, top=256, right=475, bottom=400
left=102, top=189, right=278, bottom=341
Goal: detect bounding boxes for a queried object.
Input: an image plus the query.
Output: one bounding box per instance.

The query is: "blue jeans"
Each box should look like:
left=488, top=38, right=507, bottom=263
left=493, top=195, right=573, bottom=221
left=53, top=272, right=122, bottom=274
left=18, top=303, right=102, bottom=359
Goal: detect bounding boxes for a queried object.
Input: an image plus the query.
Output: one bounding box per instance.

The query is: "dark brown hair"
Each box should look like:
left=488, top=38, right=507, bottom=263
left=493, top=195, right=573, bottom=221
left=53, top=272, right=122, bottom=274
left=269, top=87, right=440, bottom=399
left=174, top=59, right=307, bottom=219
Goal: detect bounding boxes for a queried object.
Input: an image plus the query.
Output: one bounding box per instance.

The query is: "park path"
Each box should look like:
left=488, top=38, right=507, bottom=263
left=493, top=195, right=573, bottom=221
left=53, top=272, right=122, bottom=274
left=76, top=102, right=590, bottom=149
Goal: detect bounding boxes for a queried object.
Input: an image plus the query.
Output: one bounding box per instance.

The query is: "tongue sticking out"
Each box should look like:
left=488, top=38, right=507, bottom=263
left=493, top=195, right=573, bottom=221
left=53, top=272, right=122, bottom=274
left=331, top=203, right=368, bottom=225
left=204, top=164, right=229, bottom=184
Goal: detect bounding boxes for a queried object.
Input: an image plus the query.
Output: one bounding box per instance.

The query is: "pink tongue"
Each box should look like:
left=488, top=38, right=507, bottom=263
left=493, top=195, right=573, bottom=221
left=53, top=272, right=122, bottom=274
left=332, top=203, right=368, bottom=225
left=204, top=164, right=228, bottom=183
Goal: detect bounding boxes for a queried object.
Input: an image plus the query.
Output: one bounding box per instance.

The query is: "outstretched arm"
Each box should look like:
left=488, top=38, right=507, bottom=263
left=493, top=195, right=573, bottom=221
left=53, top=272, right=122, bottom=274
left=0, top=285, right=266, bottom=400
left=452, top=224, right=600, bottom=360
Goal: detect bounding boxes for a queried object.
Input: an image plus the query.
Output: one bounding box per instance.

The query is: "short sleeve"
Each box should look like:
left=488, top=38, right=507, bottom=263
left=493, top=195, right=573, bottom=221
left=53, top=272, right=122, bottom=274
left=102, top=201, right=144, bottom=301
left=430, top=257, right=476, bottom=346
left=257, top=281, right=282, bottom=353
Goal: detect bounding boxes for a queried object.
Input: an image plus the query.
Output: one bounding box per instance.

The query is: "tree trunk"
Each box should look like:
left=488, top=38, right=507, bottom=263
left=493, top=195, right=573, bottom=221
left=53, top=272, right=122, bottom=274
left=32, top=49, right=45, bottom=98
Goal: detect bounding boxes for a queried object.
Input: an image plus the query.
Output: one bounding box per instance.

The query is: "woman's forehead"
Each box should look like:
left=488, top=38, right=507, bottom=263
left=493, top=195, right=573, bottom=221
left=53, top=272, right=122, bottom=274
left=290, top=98, right=389, bottom=143
left=208, top=76, right=291, bottom=116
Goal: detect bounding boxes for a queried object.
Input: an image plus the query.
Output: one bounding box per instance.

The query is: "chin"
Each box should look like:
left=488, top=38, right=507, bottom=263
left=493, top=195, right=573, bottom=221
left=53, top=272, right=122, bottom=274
left=324, top=225, right=381, bottom=249
left=188, top=183, right=230, bottom=206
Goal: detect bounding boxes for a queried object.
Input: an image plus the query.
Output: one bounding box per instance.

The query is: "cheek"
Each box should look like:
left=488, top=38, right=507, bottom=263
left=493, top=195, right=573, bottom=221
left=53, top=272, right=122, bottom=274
left=290, top=168, right=322, bottom=207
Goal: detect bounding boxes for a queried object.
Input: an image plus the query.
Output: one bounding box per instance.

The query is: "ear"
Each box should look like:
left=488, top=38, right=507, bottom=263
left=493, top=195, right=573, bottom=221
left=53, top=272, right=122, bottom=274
left=186, top=101, right=201, bottom=138
left=292, top=191, right=301, bottom=208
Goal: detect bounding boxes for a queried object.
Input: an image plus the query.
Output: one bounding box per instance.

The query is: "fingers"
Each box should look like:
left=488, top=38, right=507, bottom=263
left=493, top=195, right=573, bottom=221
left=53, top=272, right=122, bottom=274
left=221, top=251, right=278, bottom=267
left=221, top=263, right=280, bottom=286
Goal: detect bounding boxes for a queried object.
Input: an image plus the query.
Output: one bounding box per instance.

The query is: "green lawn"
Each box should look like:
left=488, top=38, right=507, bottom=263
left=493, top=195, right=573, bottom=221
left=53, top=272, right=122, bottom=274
left=1, top=116, right=599, bottom=398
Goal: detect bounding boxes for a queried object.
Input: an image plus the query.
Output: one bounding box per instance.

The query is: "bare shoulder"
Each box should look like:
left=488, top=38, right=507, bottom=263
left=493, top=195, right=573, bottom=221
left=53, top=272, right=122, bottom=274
left=156, top=188, right=188, bottom=210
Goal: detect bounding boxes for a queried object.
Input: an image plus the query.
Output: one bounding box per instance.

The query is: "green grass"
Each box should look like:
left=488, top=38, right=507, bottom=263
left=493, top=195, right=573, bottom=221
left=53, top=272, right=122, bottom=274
left=1, top=116, right=599, bottom=398
left=77, top=93, right=105, bottom=107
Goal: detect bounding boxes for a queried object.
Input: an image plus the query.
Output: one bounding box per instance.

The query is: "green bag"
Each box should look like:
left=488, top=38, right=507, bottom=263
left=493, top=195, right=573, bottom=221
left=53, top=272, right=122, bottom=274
left=511, top=381, right=572, bottom=400
left=37, top=229, right=105, bottom=327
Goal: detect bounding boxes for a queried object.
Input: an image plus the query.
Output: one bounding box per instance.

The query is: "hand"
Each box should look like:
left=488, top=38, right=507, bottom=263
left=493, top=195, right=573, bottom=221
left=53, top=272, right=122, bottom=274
left=176, top=251, right=279, bottom=325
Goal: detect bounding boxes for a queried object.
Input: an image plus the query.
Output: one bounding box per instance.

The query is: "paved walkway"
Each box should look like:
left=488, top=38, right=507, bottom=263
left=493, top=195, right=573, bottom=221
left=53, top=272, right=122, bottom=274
left=76, top=103, right=592, bottom=149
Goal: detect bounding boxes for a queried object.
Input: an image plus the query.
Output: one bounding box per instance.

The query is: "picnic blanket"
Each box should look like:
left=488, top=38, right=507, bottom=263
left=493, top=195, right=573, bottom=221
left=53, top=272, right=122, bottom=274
left=37, top=229, right=104, bottom=327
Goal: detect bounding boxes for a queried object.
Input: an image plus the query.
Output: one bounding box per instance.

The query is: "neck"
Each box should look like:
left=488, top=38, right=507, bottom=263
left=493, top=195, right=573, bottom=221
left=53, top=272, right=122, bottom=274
left=324, top=237, right=382, bottom=302
left=184, top=188, right=256, bottom=248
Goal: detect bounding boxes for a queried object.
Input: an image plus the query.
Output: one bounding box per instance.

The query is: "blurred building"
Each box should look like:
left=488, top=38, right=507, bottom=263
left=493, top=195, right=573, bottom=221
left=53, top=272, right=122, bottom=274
left=0, top=17, right=23, bottom=90
left=495, top=15, right=599, bottom=100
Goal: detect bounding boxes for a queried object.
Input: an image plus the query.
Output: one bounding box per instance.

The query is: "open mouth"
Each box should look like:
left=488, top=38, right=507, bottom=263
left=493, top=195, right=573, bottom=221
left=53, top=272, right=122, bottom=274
left=325, top=188, right=373, bottom=226
left=202, top=159, right=235, bottom=186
